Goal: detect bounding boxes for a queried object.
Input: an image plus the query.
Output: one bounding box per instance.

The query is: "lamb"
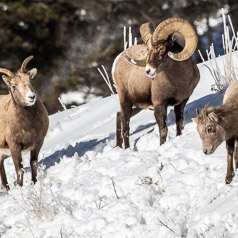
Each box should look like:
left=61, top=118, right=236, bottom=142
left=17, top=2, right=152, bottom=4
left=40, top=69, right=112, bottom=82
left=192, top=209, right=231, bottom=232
left=112, top=18, right=200, bottom=148
left=0, top=56, right=49, bottom=190
left=193, top=80, right=238, bottom=184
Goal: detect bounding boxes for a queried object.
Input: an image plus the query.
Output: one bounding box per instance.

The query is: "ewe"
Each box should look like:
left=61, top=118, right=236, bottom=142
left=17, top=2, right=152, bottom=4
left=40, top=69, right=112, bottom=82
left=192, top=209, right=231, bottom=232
left=0, top=56, right=49, bottom=190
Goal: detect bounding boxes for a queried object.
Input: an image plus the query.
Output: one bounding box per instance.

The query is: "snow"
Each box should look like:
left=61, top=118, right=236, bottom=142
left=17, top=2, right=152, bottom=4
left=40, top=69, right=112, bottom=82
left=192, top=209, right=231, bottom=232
left=1, top=52, right=238, bottom=237
left=60, top=89, right=102, bottom=105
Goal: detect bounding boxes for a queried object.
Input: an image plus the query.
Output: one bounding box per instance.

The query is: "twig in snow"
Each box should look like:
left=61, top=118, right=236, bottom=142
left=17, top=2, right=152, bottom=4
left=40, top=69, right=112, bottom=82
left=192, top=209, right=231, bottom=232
left=123, top=26, right=137, bottom=50
left=199, top=10, right=238, bottom=92
left=58, top=97, right=72, bottom=121
left=26, top=215, right=37, bottom=238
left=157, top=218, right=175, bottom=234
left=60, top=227, right=74, bottom=238
left=156, top=169, right=163, bottom=181
left=111, top=177, right=120, bottom=199
left=95, top=197, right=108, bottom=210
left=97, top=65, right=116, bottom=95
left=169, top=163, right=184, bottom=174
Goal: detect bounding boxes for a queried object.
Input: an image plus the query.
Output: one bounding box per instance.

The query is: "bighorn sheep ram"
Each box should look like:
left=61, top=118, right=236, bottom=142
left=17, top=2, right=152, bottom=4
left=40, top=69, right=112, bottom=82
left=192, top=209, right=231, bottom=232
left=0, top=56, right=49, bottom=190
left=112, top=18, right=200, bottom=148
left=194, top=80, right=238, bottom=184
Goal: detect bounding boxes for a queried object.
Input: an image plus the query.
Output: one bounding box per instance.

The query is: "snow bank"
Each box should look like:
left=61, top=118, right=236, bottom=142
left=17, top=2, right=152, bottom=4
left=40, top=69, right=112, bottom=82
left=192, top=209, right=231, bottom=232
left=1, top=52, right=238, bottom=238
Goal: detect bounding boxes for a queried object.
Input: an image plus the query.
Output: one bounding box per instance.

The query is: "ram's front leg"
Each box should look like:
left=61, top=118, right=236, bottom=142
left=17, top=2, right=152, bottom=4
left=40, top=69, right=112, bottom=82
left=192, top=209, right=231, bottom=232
left=0, top=154, right=9, bottom=190
left=120, top=101, right=132, bottom=149
left=226, top=139, right=235, bottom=184
left=174, top=99, right=188, bottom=136
left=234, top=140, right=238, bottom=171
left=115, top=112, right=123, bottom=148
left=154, top=104, right=168, bottom=145
left=10, top=149, right=24, bottom=186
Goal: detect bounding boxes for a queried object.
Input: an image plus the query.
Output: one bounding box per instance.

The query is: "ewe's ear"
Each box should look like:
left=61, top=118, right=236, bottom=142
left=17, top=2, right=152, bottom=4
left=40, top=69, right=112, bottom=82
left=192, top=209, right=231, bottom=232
left=28, top=68, right=37, bottom=79
left=2, top=75, right=10, bottom=86
left=208, top=112, right=219, bottom=122
left=140, top=23, right=154, bottom=44
left=192, top=117, right=198, bottom=124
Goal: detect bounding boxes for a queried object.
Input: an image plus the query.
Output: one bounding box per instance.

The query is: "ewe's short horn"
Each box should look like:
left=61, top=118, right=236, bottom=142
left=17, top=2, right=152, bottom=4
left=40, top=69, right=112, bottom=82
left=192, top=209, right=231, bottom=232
left=153, top=18, right=198, bottom=61
left=0, top=68, right=14, bottom=77
left=20, top=55, right=34, bottom=73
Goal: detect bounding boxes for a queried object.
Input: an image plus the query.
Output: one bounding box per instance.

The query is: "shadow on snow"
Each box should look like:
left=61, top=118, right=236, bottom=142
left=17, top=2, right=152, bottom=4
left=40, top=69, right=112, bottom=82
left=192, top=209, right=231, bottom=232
left=43, top=92, right=224, bottom=168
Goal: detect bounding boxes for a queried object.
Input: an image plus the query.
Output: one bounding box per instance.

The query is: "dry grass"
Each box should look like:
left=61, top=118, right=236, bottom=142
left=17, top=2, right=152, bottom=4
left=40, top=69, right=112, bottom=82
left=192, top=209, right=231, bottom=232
left=198, top=9, right=238, bottom=93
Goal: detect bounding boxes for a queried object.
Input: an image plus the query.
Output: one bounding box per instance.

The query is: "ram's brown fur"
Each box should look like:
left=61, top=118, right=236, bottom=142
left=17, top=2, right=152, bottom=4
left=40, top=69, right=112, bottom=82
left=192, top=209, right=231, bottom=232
left=0, top=56, right=49, bottom=190
left=113, top=18, right=200, bottom=148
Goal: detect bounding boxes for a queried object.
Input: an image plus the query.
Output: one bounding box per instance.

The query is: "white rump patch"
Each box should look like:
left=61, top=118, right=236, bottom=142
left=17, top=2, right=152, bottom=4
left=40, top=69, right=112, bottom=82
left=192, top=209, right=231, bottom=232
left=111, top=52, right=123, bottom=83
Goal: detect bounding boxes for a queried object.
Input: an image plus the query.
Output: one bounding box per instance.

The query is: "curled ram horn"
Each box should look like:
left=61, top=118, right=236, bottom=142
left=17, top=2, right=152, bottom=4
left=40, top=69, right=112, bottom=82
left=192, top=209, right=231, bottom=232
left=153, top=18, right=198, bottom=61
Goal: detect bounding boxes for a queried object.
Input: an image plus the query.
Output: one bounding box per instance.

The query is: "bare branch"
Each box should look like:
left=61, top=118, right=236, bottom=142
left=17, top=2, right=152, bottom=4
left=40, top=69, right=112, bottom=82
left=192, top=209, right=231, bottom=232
left=111, top=177, right=119, bottom=199
left=158, top=218, right=175, bottom=234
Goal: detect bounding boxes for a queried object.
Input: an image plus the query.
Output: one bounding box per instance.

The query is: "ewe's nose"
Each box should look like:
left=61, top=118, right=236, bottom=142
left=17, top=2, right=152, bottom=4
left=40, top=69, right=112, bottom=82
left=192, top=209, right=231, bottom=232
left=27, top=92, right=36, bottom=101
left=146, top=69, right=151, bottom=75
left=203, top=149, right=208, bottom=155
left=28, top=95, right=36, bottom=100
left=28, top=95, right=35, bottom=100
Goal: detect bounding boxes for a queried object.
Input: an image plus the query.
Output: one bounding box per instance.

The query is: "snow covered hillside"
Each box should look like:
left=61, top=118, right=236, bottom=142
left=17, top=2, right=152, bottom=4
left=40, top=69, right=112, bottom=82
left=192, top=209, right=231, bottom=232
left=0, top=53, right=238, bottom=238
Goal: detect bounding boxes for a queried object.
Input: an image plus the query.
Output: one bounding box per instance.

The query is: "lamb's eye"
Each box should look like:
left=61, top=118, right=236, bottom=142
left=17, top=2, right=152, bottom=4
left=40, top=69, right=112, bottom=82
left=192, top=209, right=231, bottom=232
left=207, top=126, right=213, bottom=133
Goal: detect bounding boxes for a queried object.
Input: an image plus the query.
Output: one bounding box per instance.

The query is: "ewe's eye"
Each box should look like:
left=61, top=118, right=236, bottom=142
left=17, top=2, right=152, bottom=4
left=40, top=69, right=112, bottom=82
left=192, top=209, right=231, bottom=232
left=12, top=85, right=16, bottom=90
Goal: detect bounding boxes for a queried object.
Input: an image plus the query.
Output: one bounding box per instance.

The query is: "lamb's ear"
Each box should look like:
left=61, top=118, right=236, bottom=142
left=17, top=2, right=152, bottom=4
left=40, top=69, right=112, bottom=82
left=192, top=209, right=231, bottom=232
left=192, top=108, right=200, bottom=123
left=208, top=112, right=219, bottom=122
left=192, top=117, right=198, bottom=123
left=28, top=68, right=37, bottom=79
left=2, top=75, right=10, bottom=86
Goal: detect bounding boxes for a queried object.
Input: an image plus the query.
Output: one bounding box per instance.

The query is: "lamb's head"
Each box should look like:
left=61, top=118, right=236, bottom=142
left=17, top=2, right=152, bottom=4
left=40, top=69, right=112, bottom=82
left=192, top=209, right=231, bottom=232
left=193, top=103, right=226, bottom=155
left=125, top=18, right=198, bottom=78
left=0, top=56, right=37, bottom=107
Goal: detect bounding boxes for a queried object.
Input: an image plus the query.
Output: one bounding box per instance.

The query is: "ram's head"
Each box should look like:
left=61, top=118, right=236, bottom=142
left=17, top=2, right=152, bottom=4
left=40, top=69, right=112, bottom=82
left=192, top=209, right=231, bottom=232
left=125, top=18, right=198, bottom=78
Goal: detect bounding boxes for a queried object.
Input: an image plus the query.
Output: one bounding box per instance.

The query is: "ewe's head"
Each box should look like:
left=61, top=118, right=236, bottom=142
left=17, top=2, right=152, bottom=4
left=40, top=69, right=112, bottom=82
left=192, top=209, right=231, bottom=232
left=0, top=56, right=37, bottom=107
left=193, top=103, right=226, bottom=155
left=125, top=18, right=198, bottom=78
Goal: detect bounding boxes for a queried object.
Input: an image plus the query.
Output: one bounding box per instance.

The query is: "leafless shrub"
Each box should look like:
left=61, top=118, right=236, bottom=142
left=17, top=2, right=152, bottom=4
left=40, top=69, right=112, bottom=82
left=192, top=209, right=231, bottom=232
left=17, top=158, right=58, bottom=222
left=199, top=9, right=238, bottom=92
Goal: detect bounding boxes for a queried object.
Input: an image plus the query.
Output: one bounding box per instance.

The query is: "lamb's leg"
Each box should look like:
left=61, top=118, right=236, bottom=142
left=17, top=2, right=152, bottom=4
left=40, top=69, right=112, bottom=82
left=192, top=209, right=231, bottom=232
left=174, top=99, right=188, bottom=136
left=11, top=150, right=24, bottom=186
left=120, top=101, right=132, bottom=149
left=226, top=139, right=235, bottom=184
left=0, top=154, right=9, bottom=190
left=154, top=104, right=168, bottom=145
left=30, top=142, right=43, bottom=184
